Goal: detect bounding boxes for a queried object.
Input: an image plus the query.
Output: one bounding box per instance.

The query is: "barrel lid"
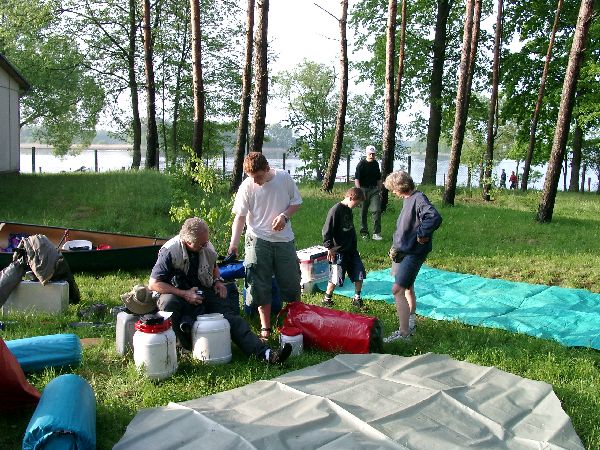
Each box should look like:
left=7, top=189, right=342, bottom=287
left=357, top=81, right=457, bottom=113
left=135, top=318, right=172, bottom=333
left=280, top=326, right=302, bottom=336
left=196, top=313, right=224, bottom=321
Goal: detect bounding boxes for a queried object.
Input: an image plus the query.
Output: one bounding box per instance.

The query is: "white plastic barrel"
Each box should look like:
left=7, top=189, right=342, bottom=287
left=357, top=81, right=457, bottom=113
left=192, top=313, right=232, bottom=364
left=133, top=320, right=177, bottom=380
left=116, top=311, right=139, bottom=355
left=280, top=326, right=303, bottom=356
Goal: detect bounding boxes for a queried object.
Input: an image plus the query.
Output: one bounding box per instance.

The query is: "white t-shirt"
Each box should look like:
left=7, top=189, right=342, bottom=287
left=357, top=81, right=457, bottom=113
left=232, top=169, right=302, bottom=242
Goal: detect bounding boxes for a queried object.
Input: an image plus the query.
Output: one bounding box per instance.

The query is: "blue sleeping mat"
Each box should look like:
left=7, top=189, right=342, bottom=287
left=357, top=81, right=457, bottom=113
left=5, top=333, right=81, bottom=372
left=23, top=374, right=96, bottom=450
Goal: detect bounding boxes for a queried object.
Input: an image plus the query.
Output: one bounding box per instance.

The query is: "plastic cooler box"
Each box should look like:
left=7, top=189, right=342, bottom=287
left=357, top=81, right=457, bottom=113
left=297, top=246, right=328, bottom=285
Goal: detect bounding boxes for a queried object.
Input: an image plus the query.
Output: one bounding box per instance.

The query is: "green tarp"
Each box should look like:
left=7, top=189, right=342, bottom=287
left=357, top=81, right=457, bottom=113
left=320, top=265, right=600, bottom=349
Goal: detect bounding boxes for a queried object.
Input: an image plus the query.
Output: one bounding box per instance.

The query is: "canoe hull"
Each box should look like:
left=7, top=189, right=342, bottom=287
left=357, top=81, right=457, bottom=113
left=0, top=222, right=167, bottom=272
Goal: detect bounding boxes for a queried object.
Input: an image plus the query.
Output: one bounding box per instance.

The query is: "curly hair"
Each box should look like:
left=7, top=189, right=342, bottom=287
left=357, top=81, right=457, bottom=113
left=383, top=170, right=415, bottom=194
left=243, top=152, right=269, bottom=174
left=180, top=217, right=208, bottom=244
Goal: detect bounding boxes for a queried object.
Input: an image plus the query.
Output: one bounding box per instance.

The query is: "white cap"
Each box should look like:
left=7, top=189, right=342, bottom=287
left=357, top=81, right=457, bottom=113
left=366, top=145, right=376, bottom=154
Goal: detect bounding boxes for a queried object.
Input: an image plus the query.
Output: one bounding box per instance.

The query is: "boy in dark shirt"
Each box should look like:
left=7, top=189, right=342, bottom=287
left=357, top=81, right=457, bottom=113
left=321, top=187, right=367, bottom=308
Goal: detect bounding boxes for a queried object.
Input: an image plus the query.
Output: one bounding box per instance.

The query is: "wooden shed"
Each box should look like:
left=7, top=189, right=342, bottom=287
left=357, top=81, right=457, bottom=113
left=0, top=53, right=30, bottom=174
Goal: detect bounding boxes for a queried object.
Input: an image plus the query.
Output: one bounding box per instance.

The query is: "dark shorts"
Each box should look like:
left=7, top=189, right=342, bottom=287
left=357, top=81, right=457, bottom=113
left=330, top=251, right=366, bottom=285
left=244, top=235, right=301, bottom=307
left=391, top=253, right=426, bottom=288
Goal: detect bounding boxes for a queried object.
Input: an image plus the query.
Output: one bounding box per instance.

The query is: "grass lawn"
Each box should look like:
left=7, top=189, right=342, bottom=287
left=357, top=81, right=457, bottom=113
left=1, top=171, right=599, bottom=449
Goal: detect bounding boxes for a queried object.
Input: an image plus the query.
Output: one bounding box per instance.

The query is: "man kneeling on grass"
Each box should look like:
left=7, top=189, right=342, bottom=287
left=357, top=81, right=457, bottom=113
left=148, top=217, right=291, bottom=364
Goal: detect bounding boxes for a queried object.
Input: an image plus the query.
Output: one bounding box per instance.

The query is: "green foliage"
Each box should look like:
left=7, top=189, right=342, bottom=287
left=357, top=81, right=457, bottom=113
left=346, top=92, right=384, bottom=151
left=264, top=123, right=296, bottom=149
left=502, top=0, right=600, bottom=169
left=0, top=0, right=105, bottom=155
left=168, top=147, right=234, bottom=254
left=273, top=60, right=342, bottom=180
left=349, top=0, right=469, bottom=141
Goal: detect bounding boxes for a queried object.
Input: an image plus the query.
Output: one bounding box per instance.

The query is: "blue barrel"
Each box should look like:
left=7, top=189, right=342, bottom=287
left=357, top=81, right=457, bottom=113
left=22, top=374, right=96, bottom=450
left=6, top=333, right=81, bottom=372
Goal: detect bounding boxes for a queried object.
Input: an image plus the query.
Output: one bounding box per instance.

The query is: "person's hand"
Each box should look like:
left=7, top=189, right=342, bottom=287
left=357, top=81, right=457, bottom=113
left=227, top=245, right=238, bottom=258
left=417, top=236, right=430, bottom=245
left=271, top=213, right=287, bottom=232
left=185, top=287, right=203, bottom=305
left=327, top=249, right=336, bottom=263
left=214, top=280, right=227, bottom=299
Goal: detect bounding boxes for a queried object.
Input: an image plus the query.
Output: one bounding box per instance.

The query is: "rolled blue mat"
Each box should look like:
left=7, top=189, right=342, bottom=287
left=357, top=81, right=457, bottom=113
left=22, top=374, right=96, bottom=450
left=5, top=333, right=81, bottom=372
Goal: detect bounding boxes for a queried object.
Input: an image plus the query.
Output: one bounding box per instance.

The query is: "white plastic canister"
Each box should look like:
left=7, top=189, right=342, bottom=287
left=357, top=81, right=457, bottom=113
left=192, top=313, right=232, bottom=364
left=280, top=326, right=303, bottom=356
left=116, top=310, right=139, bottom=355
left=133, top=318, right=177, bottom=380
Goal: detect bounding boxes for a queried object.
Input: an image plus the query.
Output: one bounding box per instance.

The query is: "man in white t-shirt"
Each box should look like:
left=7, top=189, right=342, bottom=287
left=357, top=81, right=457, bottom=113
left=228, top=152, right=302, bottom=341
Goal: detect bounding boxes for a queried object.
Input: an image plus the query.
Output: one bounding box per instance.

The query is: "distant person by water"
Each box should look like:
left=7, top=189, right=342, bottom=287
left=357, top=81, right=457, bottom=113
left=500, top=169, right=507, bottom=188
left=509, top=171, right=518, bottom=189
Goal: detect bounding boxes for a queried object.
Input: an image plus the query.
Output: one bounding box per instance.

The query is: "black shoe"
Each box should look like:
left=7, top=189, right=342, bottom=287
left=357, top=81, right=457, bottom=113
left=267, top=343, right=292, bottom=365
left=321, top=296, right=334, bottom=307
left=351, top=296, right=363, bottom=308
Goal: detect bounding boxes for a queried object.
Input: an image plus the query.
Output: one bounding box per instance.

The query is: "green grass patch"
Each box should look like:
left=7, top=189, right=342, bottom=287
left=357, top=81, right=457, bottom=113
left=1, top=172, right=599, bottom=449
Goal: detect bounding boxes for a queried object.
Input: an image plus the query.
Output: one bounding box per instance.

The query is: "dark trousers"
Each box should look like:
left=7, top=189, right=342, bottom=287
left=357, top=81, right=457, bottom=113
left=158, top=283, right=267, bottom=358
left=360, top=186, right=381, bottom=235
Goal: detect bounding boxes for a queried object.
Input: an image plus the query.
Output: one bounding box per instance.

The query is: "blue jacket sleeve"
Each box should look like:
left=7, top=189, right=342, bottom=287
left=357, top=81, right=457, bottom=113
left=416, top=195, right=442, bottom=238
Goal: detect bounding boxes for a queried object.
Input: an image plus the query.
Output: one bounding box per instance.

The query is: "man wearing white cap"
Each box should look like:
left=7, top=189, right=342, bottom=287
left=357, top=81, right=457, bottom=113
left=354, top=145, right=383, bottom=240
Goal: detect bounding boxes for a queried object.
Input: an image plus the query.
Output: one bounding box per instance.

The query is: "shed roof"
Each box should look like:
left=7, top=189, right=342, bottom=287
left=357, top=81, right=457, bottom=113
left=0, top=53, right=31, bottom=92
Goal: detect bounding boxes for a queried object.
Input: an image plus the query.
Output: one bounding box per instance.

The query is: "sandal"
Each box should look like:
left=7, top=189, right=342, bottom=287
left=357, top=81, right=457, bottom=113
left=260, top=327, right=271, bottom=342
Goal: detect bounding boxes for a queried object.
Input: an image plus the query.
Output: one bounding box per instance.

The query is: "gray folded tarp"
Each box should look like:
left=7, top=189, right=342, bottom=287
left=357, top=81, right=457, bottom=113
left=0, top=260, right=26, bottom=308
left=114, top=353, right=584, bottom=449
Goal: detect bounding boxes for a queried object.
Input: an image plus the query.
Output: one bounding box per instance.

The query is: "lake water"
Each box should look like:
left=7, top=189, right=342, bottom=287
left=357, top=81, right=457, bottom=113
left=19, top=145, right=598, bottom=192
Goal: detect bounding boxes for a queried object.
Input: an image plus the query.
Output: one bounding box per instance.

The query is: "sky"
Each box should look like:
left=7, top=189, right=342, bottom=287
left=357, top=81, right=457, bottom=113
left=268, top=1, right=342, bottom=72
left=265, top=0, right=430, bottom=128
left=265, top=0, right=369, bottom=123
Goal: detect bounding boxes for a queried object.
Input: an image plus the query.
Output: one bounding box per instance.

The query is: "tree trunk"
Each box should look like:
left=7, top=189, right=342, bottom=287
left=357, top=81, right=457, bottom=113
left=250, top=0, right=269, bottom=153
left=379, top=0, right=398, bottom=209
left=465, top=0, right=481, bottom=107
left=172, top=3, right=190, bottom=167
left=190, top=0, right=205, bottom=161
left=443, top=0, right=475, bottom=206
left=422, top=0, right=452, bottom=185
left=580, top=163, right=586, bottom=191
left=569, top=121, right=583, bottom=191
left=129, top=0, right=142, bottom=170
left=381, top=0, right=397, bottom=181
left=382, top=0, right=407, bottom=211
left=483, top=0, right=502, bottom=201
left=323, top=0, right=349, bottom=193
left=232, top=0, right=255, bottom=193
left=141, top=0, right=158, bottom=169
left=537, top=0, right=594, bottom=223
left=142, top=0, right=159, bottom=169
left=521, top=0, right=564, bottom=191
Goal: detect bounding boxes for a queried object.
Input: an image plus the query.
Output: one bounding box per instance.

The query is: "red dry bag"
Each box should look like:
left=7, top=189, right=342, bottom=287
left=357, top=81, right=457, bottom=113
left=0, top=338, right=41, bottom=413
left=277, top=302, right=383, bottom=354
